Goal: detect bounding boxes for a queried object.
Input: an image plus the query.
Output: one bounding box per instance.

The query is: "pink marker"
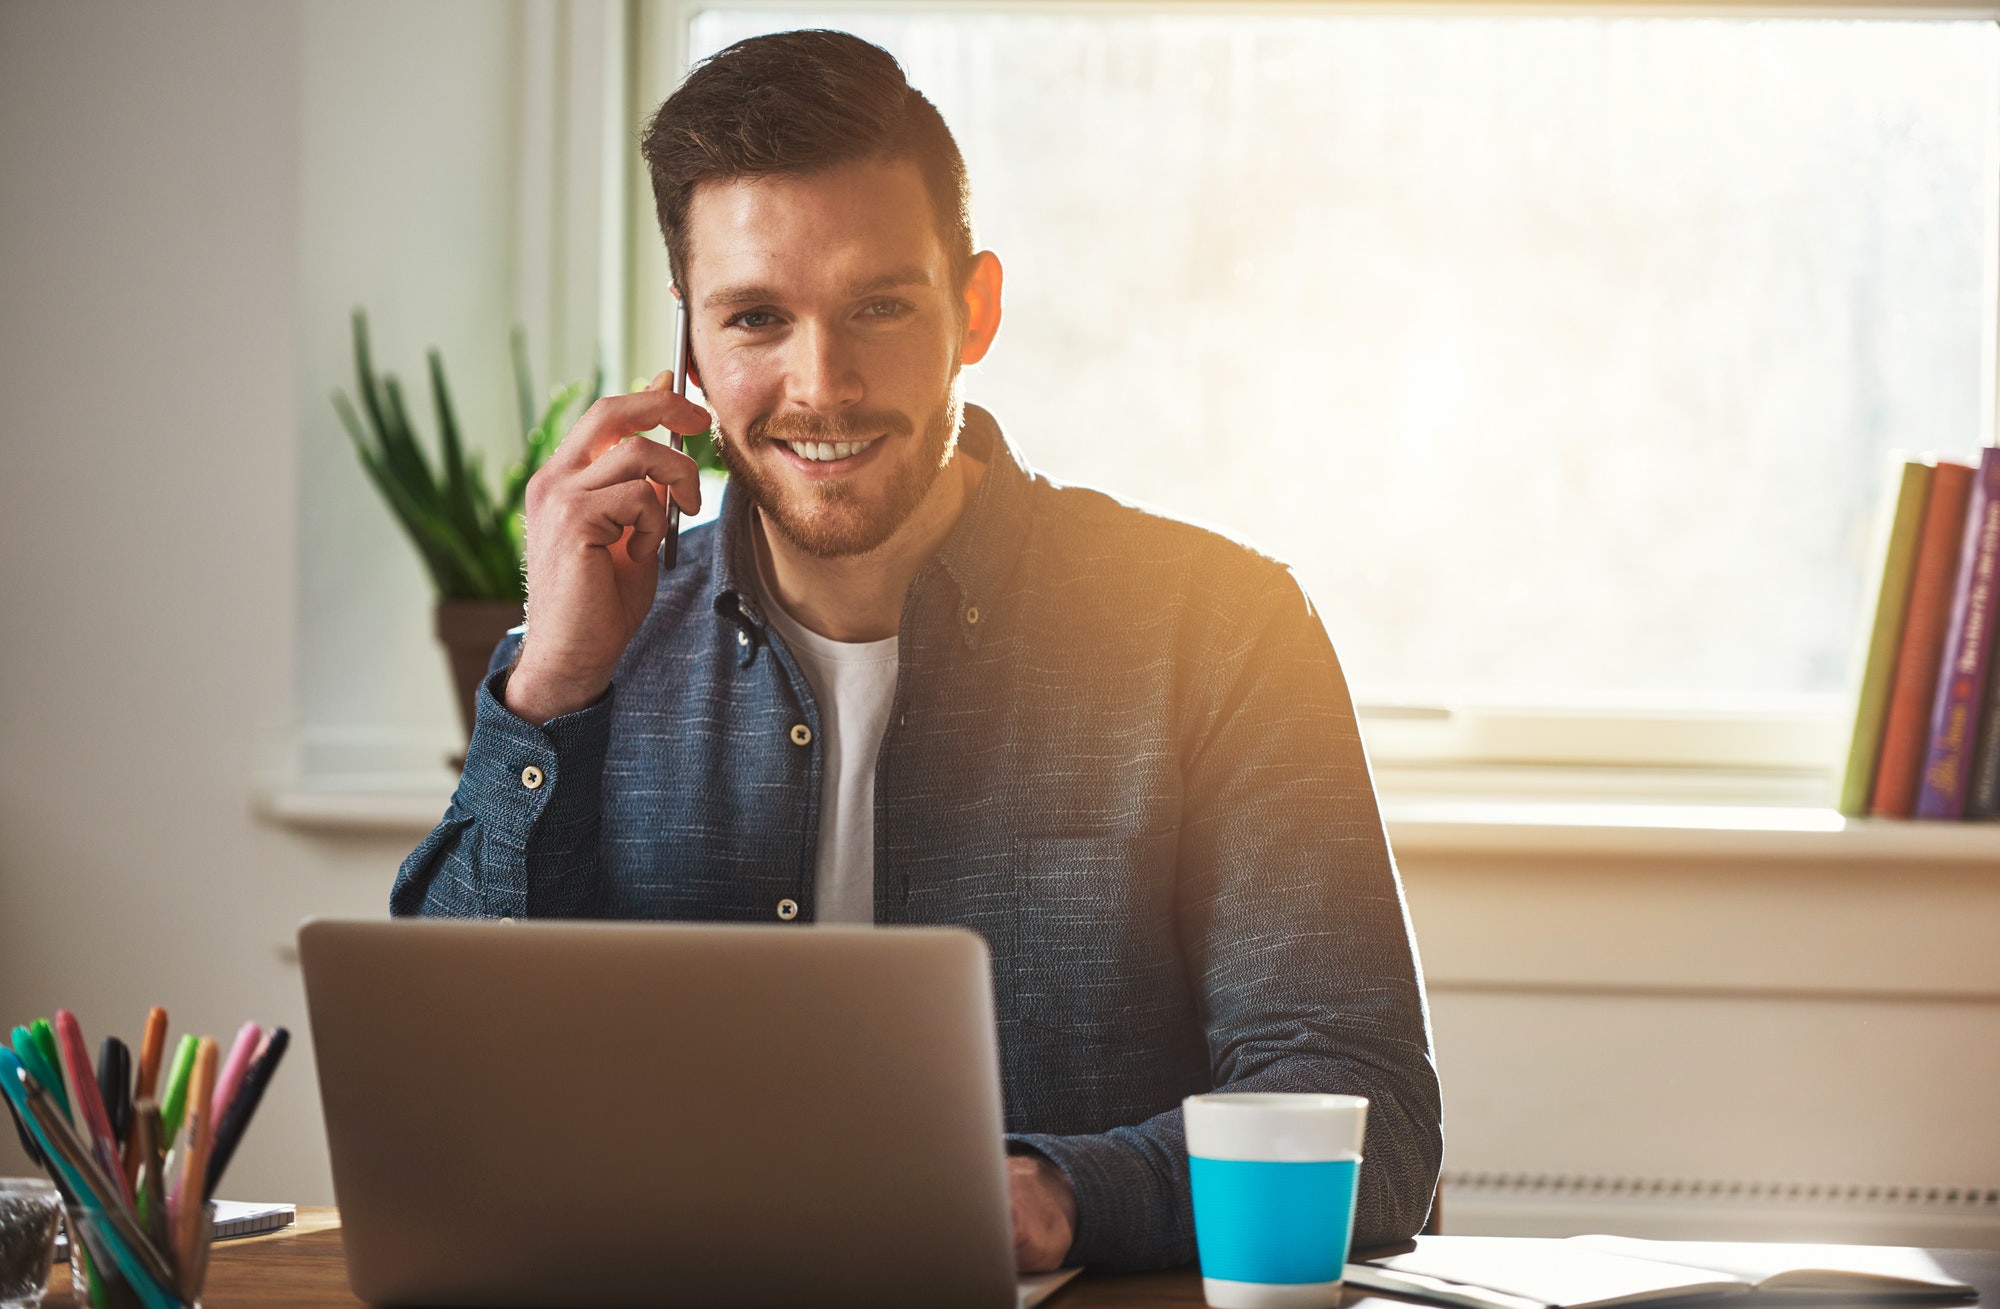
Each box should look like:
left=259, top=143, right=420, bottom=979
left=52, top=1010, right=129, bottom=1200
left=211, top=1022, right=262, bottom=1122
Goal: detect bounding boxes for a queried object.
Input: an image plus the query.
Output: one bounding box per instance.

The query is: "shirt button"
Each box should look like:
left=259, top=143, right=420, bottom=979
left=737, top=630, right=750, bottom=647
left=965, top=605, right=981, bottom=625
left=520, top=765, right=544, bottom=790
left=776, top=898, right=799, bottom=921
left=790, top=723, right=812, bottom=747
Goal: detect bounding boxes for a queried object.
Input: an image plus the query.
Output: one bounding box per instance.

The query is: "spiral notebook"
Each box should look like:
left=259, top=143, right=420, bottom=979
left=56, top=1200, right=294, bottom=1255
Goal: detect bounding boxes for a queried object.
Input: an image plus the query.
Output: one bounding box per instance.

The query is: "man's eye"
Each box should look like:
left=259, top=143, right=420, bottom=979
left=727, top=309, right=779, bottom=330
left=859, top=299, right=911, bottom=320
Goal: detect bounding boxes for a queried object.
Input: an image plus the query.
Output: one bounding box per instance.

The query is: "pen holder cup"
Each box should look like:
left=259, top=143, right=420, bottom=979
left=64, top=1200, right=208, bottom=1309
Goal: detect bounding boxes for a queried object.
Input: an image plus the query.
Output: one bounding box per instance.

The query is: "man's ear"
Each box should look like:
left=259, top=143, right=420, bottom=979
left=959, top=251, right=1003, bottom=367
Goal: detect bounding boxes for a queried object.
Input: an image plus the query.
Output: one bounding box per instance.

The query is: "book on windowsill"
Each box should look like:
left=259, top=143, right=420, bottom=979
left=1837, top=456, right=1936, bottom=816
left=1966, top=647, right=2000, bottom=818
left=1916, top=445, right=2000, bottom=818
left=1871, top=459, right=1977, bottom=817
left=1344, top=1234, right=1974, bottom=1309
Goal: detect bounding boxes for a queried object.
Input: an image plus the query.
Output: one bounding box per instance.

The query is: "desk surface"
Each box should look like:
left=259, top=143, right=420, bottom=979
left=39, top=1210, right=2000, bottom=1309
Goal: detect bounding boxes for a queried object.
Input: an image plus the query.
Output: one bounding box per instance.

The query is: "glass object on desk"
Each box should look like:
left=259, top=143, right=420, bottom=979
left=0, top=1179, right=59, bottom=1309
left=66, top=1202, right=209, bottom=1309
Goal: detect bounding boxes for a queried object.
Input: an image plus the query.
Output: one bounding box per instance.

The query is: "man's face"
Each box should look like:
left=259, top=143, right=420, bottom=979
left=682, top=159, right=972, bottom=558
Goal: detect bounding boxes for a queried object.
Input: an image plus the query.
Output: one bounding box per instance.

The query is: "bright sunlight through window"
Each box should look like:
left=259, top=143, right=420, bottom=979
left=689, top=12, right=1999, bottom=710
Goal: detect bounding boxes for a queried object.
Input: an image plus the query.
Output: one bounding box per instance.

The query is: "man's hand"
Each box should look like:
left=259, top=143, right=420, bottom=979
left=505, top=380, right=708, bottom=725
left=1008, top=1154, right=1077, bottom=1273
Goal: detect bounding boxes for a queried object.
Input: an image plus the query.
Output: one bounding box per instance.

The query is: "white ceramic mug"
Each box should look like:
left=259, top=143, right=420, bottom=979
left=1184, top=1092, right=1369, bottom=1309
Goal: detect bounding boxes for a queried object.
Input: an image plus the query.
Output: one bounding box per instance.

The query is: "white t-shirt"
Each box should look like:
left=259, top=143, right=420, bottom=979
left=758, top=586, right=899, bottom=925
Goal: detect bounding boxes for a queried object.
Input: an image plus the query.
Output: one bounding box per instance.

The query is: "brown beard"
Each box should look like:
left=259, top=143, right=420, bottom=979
left=716, top=385, right=963, bottom=559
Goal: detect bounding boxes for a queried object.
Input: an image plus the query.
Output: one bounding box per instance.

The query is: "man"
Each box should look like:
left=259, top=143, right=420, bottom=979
left=394, top=29, right=1442, bottom=1273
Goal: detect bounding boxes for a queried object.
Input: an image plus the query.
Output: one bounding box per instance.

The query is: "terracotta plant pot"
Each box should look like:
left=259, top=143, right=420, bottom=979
left=434, top=599, right=525, bottom=750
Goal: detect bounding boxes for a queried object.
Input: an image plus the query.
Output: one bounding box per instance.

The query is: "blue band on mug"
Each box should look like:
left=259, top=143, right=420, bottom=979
left=1188, top=1157, right=1359, bottom=1286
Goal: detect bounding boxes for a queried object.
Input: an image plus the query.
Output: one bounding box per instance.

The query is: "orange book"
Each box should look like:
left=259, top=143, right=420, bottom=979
left=1872, top=460, right=1977, bottom=816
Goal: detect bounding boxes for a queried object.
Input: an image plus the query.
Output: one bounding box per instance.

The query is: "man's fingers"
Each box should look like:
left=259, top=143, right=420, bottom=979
left=569, top=434, right=704, bottom=512
left=547, top=390, right=712, bottom=471
left=554, top=481, right=671, bottom=552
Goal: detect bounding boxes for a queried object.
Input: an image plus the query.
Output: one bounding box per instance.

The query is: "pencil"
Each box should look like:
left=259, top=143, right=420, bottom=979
left=15, top=1069, right=177, bottom=1294
left=137, top=1101, right=170, bottom=1257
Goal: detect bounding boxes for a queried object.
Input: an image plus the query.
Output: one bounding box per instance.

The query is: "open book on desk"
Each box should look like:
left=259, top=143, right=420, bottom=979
left=1345, top=1235, right=1975, bottom=1309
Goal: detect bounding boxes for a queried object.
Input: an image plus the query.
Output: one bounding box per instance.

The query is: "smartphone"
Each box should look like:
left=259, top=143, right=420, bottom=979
left=661, top=294, right=693, bottom=570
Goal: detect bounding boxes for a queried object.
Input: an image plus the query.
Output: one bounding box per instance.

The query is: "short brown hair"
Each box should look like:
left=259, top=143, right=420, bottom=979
left=640, top=30, right=976, bottom=294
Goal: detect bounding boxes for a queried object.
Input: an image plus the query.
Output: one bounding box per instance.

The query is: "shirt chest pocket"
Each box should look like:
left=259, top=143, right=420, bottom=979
left=1012, top=829, right=1189, bottom=1040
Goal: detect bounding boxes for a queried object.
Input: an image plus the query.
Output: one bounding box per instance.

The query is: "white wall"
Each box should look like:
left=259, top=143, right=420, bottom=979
left=0, top=0, right=530, bottom=1204
left=1406, top=846, right=2000, bottom=1246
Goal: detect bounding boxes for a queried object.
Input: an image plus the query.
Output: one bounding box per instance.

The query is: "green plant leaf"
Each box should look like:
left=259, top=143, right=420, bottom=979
left=340, top=401, right=475, bottom=596
left=427, top=349, right=483, bottom=550
left=336, top=313, right=598, bottom=604
left=376, top=375, right=442, bottom=515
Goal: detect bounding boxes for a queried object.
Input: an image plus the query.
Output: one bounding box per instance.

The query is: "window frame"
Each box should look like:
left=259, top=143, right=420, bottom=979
left=625, top=0, right=2000, bottom=782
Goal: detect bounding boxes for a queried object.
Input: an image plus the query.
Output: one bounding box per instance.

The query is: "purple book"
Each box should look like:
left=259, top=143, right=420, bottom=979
left=1917, top=445, right=2000, bottom=818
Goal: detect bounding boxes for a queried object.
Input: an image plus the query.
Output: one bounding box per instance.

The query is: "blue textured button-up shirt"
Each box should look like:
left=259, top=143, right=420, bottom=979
left=392, top=406, right=1443, bottom=1271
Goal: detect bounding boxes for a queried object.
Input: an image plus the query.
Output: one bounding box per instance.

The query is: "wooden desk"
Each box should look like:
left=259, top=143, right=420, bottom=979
left=39, top=1211, right=2000, bottom=1309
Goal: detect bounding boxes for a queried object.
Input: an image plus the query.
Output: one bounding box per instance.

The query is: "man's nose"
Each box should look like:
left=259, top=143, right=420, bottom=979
left=786, top=321, right=864, bottom=412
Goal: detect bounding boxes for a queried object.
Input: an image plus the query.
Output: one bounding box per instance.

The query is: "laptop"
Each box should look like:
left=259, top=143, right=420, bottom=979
left=299, top=917, right=1079, bottom=1308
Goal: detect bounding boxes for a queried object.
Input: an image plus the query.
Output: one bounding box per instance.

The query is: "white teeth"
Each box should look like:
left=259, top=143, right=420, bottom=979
left=785, top=438, right=876, bottom=462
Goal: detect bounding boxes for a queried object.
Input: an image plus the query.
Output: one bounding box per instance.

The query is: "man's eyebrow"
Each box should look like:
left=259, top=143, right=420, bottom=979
left=846, top=268, right=933, bottom=296
left=703, top=284, right=780, bottom=310
left=700, top=269, right=935, bottom=311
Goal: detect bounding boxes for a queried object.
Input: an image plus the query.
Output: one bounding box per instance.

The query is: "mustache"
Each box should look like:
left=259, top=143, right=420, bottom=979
left=747, top=408, right=915, bottom=445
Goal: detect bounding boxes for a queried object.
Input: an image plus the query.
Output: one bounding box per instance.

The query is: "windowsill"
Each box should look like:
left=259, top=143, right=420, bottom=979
left=253, top=767, right=2000, bottom=863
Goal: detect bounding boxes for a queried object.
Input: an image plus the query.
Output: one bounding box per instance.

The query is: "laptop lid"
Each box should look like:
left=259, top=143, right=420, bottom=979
left=299, top=918, right=1020, bottom=1309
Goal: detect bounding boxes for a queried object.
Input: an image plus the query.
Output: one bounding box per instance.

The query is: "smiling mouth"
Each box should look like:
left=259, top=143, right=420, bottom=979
left=781, top=438, right=881, bottom=462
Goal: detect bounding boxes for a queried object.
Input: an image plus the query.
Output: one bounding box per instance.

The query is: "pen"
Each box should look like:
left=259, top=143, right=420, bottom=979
left=210, top=1022, right=260, bottom=1122
left=171, top=1038, right=217, bottom=1284
left=98, top=1036, right=132, bottom=1150
left=661, top=291, right=693, bottom=571
left=53, top=1012, right=130, bottom=1201
left=11, top=1026, right=68, bottom=1121
left=157, top=1035, right=198, bottom=1144
left=203, top=1027, right=287, bottom=1200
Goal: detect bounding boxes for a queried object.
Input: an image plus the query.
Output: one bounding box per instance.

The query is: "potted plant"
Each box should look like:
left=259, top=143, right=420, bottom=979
left=332, top=310, right=598, bottom=755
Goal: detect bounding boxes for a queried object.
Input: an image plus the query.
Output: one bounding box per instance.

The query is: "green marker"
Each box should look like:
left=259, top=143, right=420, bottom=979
left=158, top=1035, right=200, bottom=1143
left=27, top=1019, right=60, bottom=1092
left=10, top=1026, right=67, bottom=1119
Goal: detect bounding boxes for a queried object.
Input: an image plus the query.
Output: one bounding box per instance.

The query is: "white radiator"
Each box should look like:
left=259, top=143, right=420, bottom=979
left=1439, top=1171, right=2000, bottom=1250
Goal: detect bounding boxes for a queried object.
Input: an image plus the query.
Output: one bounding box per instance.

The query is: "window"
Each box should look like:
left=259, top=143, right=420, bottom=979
left=637, top=5, right=2000, bottom=776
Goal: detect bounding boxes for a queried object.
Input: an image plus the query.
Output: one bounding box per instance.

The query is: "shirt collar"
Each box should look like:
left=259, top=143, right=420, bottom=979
left=710, top=403, right=1034, bottom=651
